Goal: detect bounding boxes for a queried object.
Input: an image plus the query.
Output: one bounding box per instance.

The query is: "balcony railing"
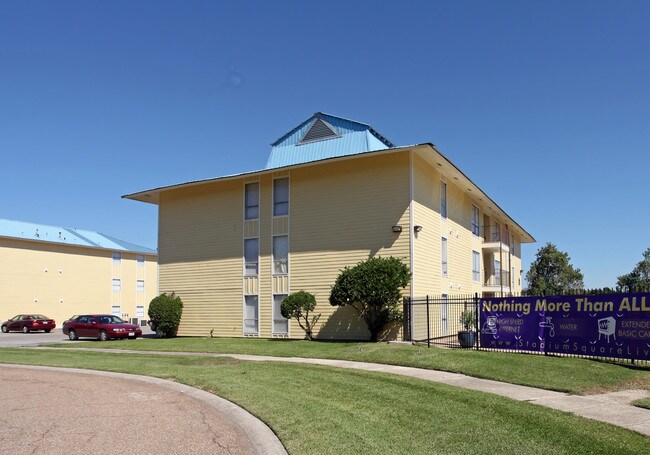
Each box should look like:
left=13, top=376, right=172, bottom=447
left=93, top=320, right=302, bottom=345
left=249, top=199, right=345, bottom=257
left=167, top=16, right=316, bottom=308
left=483, top=268, right=511, bottom=288
left=480, top=225, right=510, bottom=246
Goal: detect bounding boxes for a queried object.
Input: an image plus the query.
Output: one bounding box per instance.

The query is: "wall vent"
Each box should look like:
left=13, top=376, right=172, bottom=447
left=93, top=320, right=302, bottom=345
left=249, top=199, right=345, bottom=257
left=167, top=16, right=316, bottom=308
left=298, top=118, right=340, bottom=144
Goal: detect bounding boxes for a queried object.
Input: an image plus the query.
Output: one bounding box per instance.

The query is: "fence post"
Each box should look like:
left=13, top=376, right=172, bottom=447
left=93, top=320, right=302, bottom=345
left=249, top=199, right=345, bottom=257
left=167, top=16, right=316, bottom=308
left=426, top=295, right=430, bottom=348
left=474, top=292, right=480, bottom=350
left=403, top=297, right=411, bottom=341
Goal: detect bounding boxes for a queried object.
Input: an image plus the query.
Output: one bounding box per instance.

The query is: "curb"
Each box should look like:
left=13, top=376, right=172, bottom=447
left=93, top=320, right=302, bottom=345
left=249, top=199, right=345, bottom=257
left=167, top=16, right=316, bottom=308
left=0, top=363, right=287, bottom=455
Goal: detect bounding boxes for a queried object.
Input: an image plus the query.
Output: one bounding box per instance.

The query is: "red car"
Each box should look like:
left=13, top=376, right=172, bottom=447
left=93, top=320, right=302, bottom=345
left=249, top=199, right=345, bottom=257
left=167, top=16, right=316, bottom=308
left=1, top=314, right=56, bottom=333
left=62, top=314, right=142, bottom=341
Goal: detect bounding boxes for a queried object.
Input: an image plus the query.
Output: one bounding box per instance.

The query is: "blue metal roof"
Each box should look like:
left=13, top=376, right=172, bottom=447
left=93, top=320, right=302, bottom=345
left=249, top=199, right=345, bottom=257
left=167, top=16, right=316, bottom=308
left=265, top=112, right=395, bottom=169
left=0, top=219, right=157, bottom=255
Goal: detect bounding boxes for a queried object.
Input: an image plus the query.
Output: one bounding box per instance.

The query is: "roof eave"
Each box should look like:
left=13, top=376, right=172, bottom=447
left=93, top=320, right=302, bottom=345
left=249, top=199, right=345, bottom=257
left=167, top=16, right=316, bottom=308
left=123, top=143, right=535, bottom=243
left=415, top=143, right=536, bottom=244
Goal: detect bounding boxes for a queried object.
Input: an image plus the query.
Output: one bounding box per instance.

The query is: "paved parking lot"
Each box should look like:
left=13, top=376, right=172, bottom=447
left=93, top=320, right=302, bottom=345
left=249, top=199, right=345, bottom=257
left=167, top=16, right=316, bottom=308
left=0, top=328, right=156, bottom=347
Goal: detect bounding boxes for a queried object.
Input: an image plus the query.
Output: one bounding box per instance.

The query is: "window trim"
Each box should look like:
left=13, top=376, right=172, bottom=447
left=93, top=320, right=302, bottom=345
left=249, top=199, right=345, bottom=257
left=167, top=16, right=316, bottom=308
left=471, top=204, right=480, bottom=236
left=244, top=182, right=260, bottom=220
left=472, top=250, right=480, bottom=283
left=440, top=179, right=447, bottom=219
left=243, top=295, right=259, bottom=335
left=136, top=280, right=145, bottom=293
left=441, top=237, right=448, bottom=277
left=272, top=294, right=289, bottom=335
left=112, top=278, right=121, bottom=292
left=244, top=238, right=259, bottom=277
left=273, top=177, right=289, bottom=217
left=272, top=235, right=289, bottom=275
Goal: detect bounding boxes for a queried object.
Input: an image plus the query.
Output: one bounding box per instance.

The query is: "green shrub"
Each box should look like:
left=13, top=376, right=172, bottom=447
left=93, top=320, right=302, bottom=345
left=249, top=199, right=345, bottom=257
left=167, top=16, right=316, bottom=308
left=281, top=291, right=320, bottom=340
left=329, top=256, right=410, bottom=342
left=148, top=292, right=183, bottom=338
left=459, top=309, right=477, bottom=332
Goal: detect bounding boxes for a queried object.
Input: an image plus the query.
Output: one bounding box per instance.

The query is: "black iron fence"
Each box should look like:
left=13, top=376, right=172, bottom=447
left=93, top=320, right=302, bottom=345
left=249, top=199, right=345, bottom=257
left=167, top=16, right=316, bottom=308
left=403, top=294, right=480, bottom=349
left=404, top=292, right=649, bottom=366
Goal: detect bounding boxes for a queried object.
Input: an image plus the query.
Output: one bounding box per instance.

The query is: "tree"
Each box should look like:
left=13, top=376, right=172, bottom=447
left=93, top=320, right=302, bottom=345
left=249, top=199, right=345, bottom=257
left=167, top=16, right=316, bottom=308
left=525, top=243, right=584, bottom=295
left=280, top=291, right=321, bottom=340
left=329, top=256, right=411, bottom=342
left=616, top=248, right=650, bottom=292
left=148, top=292, right=183, bottom=337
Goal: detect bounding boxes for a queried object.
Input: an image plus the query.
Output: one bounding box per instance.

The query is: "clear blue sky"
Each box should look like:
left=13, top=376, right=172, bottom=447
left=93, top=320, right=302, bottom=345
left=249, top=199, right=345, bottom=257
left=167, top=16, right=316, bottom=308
left=2, top=1, right=649, bottom=289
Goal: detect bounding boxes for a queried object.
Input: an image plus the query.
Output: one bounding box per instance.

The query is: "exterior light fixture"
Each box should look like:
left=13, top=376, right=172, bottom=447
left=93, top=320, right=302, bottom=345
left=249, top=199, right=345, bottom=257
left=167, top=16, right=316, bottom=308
left=414, top=225, right=423, bottom=233
left=392, top=225, right=402, bottom=233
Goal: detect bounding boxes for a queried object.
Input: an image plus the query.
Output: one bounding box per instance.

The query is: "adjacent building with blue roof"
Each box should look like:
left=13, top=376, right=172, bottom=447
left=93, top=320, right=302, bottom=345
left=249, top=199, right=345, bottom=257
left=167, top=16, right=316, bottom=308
left=0, top=219, right=158, bottom=328
left=0, top=219, right=156, bottom=254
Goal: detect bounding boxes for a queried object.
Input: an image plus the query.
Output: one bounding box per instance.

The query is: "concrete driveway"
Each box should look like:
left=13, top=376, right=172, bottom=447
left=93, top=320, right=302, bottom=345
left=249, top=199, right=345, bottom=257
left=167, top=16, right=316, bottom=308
left=0, top=364, right=286, bottom=455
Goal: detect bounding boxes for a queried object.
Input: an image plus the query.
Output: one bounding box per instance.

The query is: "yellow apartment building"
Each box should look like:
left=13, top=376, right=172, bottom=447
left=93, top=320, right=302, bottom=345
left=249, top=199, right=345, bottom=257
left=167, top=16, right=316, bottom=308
left=0, top=219, right=158, bottom=327
left=125, top=113, right=534, bottom=340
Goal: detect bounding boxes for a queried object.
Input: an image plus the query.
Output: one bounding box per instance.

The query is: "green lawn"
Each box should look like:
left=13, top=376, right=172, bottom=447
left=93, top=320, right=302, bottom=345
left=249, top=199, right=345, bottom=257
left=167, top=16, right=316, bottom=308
left=634, top=397, right=650, bottom=410
left=45, top=337, right=650, bottom=394
left=0, top=348, right=648, bottom=454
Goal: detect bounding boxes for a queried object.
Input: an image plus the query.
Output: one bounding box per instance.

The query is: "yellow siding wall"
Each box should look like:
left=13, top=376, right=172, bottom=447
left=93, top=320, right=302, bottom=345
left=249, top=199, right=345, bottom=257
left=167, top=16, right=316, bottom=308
left=157, top=149, right=526, bottom=340
left=290, top=152, right=411, bottom=339
left=158, top=152, right=411, bottom=339
left=413, top=154, right=478, bottom=296
left=0, top=238, right=157, bottom=326
left=413, top=154, right=523, bottom=296
left=158, top=179, right=243, bottom=337
left=411, top=154, right=524, bottom=339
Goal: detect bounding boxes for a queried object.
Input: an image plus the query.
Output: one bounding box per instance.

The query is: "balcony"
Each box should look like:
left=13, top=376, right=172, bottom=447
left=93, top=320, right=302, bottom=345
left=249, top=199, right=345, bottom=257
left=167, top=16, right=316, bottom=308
left=483, top=268, right=511, bottom=289
left=480, top=225, right=510, bottom=253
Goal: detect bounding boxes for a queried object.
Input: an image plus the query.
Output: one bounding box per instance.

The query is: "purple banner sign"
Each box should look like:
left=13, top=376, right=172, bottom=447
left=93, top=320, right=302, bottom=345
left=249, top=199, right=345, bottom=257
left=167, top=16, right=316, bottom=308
left=480, top=293, right=650, bottom=360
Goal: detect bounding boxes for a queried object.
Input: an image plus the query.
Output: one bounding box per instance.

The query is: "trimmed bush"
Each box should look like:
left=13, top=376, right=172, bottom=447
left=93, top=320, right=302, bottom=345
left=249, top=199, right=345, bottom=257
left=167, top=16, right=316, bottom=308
left=280, top=291, right=320, bottom=340
left=148, top=292, right=183, bottom=338
left=329, top=256, right=410, bottom=342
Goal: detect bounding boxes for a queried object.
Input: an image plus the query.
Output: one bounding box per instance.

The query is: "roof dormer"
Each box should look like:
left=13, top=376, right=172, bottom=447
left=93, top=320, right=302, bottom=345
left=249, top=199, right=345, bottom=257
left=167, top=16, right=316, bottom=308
left=266, top=112, right=394, bottom=169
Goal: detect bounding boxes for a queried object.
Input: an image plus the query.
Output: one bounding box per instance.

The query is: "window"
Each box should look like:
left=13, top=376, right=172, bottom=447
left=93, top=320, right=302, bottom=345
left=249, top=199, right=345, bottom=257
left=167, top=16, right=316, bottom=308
left=273, top=294, right=289, bottom=335
left=441, top=294, right=448, bottom=335
left=137, top=255, right=145, bottom=267
left=440, top=180, right=447, bottom=219
left=471, top=205, right=479, bottom=236
left=493, top=221, right=500, bottom=242
left=472, top=251, right=480, bottom=282
left=112, top=279, right=121, bottom=291
left=244, top=296, right=259, bottom=334
left=112, top=252, right=121, bottom=264
left=111, top=306, right=120, bottom=317
left=137, top=280, right=145, bottom=293
left=244, top=238, right=259, bottom=276
left=441, top=237, right=448, bottom=276
left=494, top=259, right=501, bottom=286
left=245, top=182, right=259, bottom=220
left=273, top=235, right=288, bottom=274
left=511, top=237, right=516, bottom=255
left=273, top=178, right=289, bottom=216
left=136, top=306, right=145, bottom=318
